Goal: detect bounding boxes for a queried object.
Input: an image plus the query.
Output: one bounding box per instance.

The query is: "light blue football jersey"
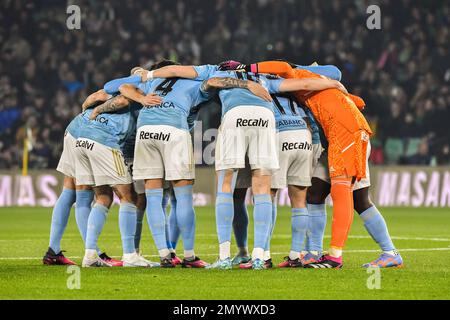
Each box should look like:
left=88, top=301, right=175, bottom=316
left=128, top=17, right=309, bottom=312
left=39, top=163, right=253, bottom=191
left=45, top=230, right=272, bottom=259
left=122, top=103, right=142, bottom=159
left=66, top=113, right=87, bottom=139
left=77, top=101, right=138, bottom=152
left=104, top=74, right=210, bottom=131
left=271, top=94, right=308, bottom=132
left=135, top=78, right=210, bottom=130
left=194, top=65, right=283, bottom=117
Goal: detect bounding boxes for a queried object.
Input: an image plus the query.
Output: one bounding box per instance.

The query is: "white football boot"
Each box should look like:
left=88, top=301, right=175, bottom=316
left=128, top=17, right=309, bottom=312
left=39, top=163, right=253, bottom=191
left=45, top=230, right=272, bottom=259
left=82, top=250, right=112, bottom=267
left=123, top=252, right=160, bottom=268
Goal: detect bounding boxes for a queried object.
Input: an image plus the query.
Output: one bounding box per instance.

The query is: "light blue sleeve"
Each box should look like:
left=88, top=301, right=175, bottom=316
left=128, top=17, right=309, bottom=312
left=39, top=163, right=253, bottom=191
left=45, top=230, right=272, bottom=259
left=197, top=70, right=232, bottom=97
left=103, top=75, right=142, bottom=95
left=264, top=78, right=284, bottom=94
left=296, top=65, right=342, bottom=81
left=193, top=65, right=219, bottom=81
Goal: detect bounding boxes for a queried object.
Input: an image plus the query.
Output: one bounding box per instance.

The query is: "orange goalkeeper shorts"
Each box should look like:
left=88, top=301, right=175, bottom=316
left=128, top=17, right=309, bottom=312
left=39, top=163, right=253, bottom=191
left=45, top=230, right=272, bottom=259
left=327, top=126, right=370, bottom=180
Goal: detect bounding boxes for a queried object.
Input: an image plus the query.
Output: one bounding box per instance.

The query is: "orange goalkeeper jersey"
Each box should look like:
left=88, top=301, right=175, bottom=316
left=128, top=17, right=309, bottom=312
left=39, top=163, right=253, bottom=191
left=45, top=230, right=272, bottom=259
left=254, top=61, right=373, bottom=179
left=254, top=61, right=372, bottom=136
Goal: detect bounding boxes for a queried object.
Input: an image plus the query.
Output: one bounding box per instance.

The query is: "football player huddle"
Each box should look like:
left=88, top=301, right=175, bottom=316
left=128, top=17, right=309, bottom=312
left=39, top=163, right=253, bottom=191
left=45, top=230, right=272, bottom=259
left=43, top=59, right=404, bottom=270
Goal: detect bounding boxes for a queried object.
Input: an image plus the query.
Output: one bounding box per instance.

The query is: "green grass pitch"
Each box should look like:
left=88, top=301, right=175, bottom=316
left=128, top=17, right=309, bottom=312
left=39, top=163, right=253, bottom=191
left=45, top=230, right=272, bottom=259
left=0, top=206, right=449, bottom=300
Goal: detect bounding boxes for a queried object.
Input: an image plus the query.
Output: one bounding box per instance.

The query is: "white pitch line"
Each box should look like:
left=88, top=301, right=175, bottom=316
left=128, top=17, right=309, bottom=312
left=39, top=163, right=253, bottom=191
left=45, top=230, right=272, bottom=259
left=1, top=247, right=450, bottom=261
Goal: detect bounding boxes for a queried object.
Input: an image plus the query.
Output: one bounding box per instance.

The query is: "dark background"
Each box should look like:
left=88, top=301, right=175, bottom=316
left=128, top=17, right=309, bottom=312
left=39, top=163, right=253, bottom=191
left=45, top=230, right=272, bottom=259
left=0, top=0, right=448, bottom=169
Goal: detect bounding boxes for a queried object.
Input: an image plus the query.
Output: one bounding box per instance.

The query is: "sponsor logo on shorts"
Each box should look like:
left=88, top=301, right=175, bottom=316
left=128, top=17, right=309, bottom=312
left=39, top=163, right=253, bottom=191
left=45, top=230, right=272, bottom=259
left=236, top=118, right=269, bottom=128
left=75, top=139, right=95, bottom=151
left=282, top=141, right=312, bottom=152
left=139, top=131, right=171, bottom=142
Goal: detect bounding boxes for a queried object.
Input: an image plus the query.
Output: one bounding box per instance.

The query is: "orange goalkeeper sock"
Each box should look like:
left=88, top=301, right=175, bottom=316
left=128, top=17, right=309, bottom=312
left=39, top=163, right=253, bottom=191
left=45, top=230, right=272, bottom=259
left=329, top=177, right=354, bottom=257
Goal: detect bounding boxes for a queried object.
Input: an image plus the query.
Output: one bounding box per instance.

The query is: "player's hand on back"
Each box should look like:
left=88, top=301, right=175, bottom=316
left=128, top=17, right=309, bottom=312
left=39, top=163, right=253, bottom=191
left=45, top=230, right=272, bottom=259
left=333, top=80, right=348, bottom=95
left=248, top=81, right=272, bottom=102
left=89, top=107, right=100, bottom=120
left=139, top=93, right=162, bottom=106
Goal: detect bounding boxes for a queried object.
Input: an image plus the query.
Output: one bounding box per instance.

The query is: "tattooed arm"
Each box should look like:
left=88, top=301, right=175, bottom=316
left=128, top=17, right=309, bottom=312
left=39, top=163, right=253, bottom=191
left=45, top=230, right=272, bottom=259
left=89, top=95, right=130, bottom=120
left=82, top=89, right=111, bottom=111
left=201, top=77, right=272, bottom=102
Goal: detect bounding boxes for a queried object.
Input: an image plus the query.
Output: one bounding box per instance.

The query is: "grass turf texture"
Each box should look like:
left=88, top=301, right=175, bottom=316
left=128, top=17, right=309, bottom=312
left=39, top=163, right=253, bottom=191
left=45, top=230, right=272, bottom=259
left=0, top=206, right=449, bottom=300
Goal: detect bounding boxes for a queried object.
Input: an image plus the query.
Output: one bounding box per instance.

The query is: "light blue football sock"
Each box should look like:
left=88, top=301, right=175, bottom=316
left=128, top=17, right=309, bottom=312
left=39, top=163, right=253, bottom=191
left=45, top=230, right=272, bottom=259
left=168, top=196, right=180, bottom=250
left=75, top=190, right=103, bottom=254
left=75, top=190, right=94, bottom=244
left=253, top=194, right=272, bottom=250
left=119, top=202, right=137, bottom=254
left=85, top=203, right=108, bottom=250
left=216, top=192, right=234, bottom=244
left=162, top=190, right=172, bottom=250
left=291, top=207, right=309, bottom=253
left=145, top=189, right=168, bottom=251
left=49, top=188, right=76, bottom=253
left=233, top=195, right=248, bottom=249
left=360, top=205, right=396, bottom=252
left=216, top=170, right=238, bottom=246
left=134, top=208, right=145, bottom=250
left=307, top=203, right=327, bottom=253
left=174, top=185, right=196, bottom=252
left=264, top=201, right=278, bottom=251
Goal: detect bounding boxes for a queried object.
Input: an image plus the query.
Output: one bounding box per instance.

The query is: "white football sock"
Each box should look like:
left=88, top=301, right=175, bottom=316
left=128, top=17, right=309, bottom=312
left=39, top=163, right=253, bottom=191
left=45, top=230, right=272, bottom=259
left=85, top=249, right=98, bottom=259
left=289, top=251, right=300, bottom=260
left=158, top=248, right=170, bottom=259
left=184, top=250, right=195, bottom=260
left=252, top=248, right=264, bottom=260
left=263, top=250, right=271, bottom=261
left=329, top=247, right=342, bottom=258
left=219, top=241, right=231, bottom=260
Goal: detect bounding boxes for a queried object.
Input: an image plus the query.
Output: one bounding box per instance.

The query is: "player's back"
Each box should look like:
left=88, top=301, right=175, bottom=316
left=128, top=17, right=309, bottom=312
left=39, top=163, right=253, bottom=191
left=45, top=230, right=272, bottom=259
left=194, top=65, right=278, bottom=117
left=137, top=78, right=207, bottom=130
left=215, top=71, right=275, bottom=117
left=66, top=113, right=88, bottom=139
left=78, top=107, right=136, bottom=151
left=271, top=93, right=309, bottom=133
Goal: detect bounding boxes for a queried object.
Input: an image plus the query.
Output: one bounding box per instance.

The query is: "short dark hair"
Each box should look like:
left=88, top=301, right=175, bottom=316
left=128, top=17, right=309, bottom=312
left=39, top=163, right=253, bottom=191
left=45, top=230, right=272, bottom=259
left=149, top=59, right=180, bottom=70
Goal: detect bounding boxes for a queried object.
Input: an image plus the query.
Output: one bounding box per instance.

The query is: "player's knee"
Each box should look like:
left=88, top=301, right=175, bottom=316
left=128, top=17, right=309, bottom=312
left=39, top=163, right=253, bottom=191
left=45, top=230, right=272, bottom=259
left=289, top=185, right=307, bottom=208
left=94, top=185, right=113, bottom=208
left=217, top=170, right=237, bottom=194
left=270, top=189, right=278, bottom=200
left=233, top=188, right=247, bottom=202
left=136, top=193, right=146, bottom=211
left=251, top=170, right=271, bottom=195
left=353, top=188, right=373, bottom=214
left=114, top=184, right=137, bottom=204
left=306, top=178, right=330, bottom=204
left=307, top=189, right=326, bottom=205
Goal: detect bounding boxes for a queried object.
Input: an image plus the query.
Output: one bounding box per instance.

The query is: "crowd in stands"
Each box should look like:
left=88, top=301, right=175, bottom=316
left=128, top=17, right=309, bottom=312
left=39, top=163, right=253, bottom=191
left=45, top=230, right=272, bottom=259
left=0, top=0, right=449, bottom=169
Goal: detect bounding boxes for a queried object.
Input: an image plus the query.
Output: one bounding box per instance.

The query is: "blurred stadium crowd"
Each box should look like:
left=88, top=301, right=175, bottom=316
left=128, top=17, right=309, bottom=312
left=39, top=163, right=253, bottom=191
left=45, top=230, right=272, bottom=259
left=0, top=0, right=449, bottom=169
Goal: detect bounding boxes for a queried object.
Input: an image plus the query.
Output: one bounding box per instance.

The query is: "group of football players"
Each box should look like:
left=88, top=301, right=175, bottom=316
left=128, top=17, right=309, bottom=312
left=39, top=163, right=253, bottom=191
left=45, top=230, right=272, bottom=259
left=43, top=59, right=404, bottom=270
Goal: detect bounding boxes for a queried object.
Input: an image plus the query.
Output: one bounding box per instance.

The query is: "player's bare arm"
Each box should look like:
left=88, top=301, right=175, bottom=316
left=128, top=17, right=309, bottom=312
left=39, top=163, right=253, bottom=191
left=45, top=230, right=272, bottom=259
left=201, top=77, right=272, bottom=102
left=279, top=78, right=348, bottom=94
left=81, top=89, right=110, bottom=111
left=144, top=65, right=198, bottom=80
left=119, top=84, right=162, bottom=106
left=89, top=95, right=130, bottom=120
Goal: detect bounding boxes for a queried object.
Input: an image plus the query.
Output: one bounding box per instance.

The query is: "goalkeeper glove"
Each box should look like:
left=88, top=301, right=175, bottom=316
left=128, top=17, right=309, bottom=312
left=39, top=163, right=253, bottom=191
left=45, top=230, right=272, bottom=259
left=218, top=60, right=260, bottom=73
